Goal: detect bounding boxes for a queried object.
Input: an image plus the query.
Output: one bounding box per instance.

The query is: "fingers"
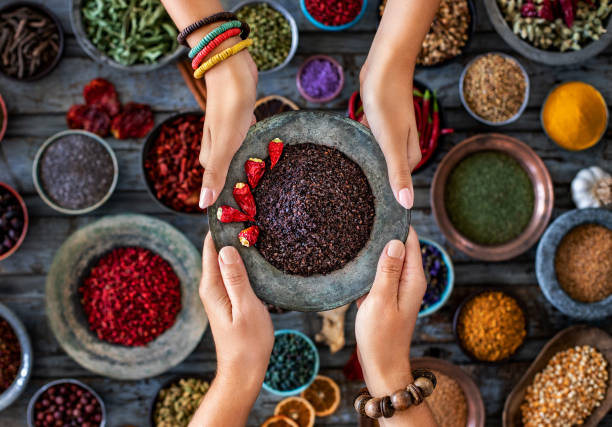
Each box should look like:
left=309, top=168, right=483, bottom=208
left=398, top=227, right=427, bottom=311
left=199, top=233, right=231, bottom=318
left=198, top=141, right=232, bottom=210
left=382, top=136, right=415, bottom=210
left=368, top=240, right=406, bottom=304
left=218, top=246, right=258, bottom=312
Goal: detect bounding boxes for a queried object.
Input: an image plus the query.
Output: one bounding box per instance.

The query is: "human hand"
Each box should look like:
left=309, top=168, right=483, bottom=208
left=355, top=228, right=426, bottom=397
left=199, top=232, right=274, bottom=390
left=198, top=49, right=258, bottom=210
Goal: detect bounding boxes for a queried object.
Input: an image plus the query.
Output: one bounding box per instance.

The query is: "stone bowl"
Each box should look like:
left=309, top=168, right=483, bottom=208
left=484, top=0, right=612, bottom=66
left=535, top=208, right=612, bottom=320
left=0, top=302, right=32, bottom=412
left=46, top=214, right=207, bottom=380
left=431, top=133, right=554, bottom=261
left=70, top=0, right=185, bottom=72
left=208, top=111, right=410, bottom=312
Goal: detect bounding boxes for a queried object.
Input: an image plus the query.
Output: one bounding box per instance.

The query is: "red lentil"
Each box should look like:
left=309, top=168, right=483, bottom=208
left=0, top=318, right=21, bottom=393
left=80, top=247, right=181, bottom=347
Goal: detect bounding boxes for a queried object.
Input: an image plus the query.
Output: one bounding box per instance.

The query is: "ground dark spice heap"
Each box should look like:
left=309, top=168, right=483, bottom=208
left=39, top=134, right=114, bottom=210
left=445, top=151, right=534, bottom=246
left=254, top=143, right=375, bottom=276
left=0, top=187, right=25, bottom=256
left=0, top=317, right=21, bottom=393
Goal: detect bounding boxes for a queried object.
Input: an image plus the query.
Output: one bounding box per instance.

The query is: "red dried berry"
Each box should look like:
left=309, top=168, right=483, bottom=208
left=83, top=78, right=121, bottom=117
left=110, top=102, right=154, bottom=139
left=66, top=104, right=111, bottom=137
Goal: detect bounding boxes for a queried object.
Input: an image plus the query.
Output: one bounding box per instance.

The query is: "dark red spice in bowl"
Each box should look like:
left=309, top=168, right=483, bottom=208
left=30, top=380, right=103, bottom=427
left=80, top=247, right=181, bottom=347
left=253, top=143, right=375, bottom=276
left=143, top=113, right=205, bottom=214
left=304, top=0, right=363, bottom=27
left=0, top=317, right=21, bottom=394
left=0, top=183, right=28, bottom=260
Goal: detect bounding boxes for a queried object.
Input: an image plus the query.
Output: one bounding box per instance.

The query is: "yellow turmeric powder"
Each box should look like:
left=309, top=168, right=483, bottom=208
left=542, top=81, right=608, bottom=151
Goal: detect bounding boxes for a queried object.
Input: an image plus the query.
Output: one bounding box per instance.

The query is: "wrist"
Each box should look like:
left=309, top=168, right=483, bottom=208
left=215, top=366, right=264, bottom=396
left=363, top=363, right=413, bottom=397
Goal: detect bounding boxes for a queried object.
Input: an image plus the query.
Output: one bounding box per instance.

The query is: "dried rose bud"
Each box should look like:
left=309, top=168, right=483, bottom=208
left=268, top=138, right=284, bottom=169
left=239, top=225, right=259, bottom=247
left=245, top=158, right=265, bottom=188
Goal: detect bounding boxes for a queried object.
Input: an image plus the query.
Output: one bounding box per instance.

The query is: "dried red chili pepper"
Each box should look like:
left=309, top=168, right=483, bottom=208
left=268, top=138, right=284, bottom=169
left=245, top=158, right=265, bottom=188
left=343, top=347, right=364, bottom=381
left=559, top=0, right=574, bottom=27
left=538, top=0, right=554, bottom=20
left=521, top=0, right=538, bottom=17
left=66, top=104, right=111, bottom=136
left=83, top=78, right=121, bottom=117
left=80, top=247, right=181, bottom=347
left=144, top=114, right=205, bottom=213
left=233, top=182, right=256, bottom=218
left=217, top=205, right=253, bottom=223
left=0, top=318, right=20, bottom=393
left=111, top=102, right=154, bottom=139
left=239, top=225, right=259, bottom=247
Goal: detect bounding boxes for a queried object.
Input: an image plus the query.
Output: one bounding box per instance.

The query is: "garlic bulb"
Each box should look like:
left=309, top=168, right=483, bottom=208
left=571, top=166, right=612, bottom=209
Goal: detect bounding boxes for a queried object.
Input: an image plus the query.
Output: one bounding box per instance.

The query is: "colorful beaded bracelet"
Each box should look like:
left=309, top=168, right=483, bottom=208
left=353, top=370, right=437, bottom=419
left=177, top=11, right=238, bottom=46
left=188, top=21, right=248, bottom=59
left=193, top=38, right=254, bottom=79
left=191, top=27, right=242, bottom=70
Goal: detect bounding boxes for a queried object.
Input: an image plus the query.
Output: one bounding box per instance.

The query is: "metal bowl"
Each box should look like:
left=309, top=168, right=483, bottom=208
left=0, top=302, right=32, bottom=411
left=484, top=0, right=612, bottom=66
left=0, top=182, right=29, bottom=261
left=27, top=379, right=106, bottom=427
left=231, top=0, right=299, bottom=75
left=141, top=112, right=205, bottom=217
left=459, top=52, right=530, bottom=126
left=0, top=2, right=65, bottom=81
left=535, top=208, right=612, bottom=320
left=45, top=214, right=207, bottom=380
left=431, top=133, right=554, bottom=261
left=301, top=0, right=368, bottom=31
left=32, top=130, right=118, bottom=215
left=70, top=0, right=185, bottom=72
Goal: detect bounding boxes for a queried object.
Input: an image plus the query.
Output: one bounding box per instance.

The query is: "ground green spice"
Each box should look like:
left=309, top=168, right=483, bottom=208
left=444, top=151, right=534, bottom=245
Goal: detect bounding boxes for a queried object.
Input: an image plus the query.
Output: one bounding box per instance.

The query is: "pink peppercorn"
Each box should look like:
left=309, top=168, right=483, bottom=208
left=305, top=0, right=363, bottom=27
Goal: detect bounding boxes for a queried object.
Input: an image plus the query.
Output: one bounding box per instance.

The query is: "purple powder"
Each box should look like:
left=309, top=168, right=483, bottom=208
left=299, top=59, right=341, bottom=99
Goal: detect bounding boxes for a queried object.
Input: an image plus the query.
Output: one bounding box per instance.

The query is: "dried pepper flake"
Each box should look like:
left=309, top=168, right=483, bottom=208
left=83, top=78, right=121, bottom=116
left=111, top=102, right=154, bottom=139
left=245, top=158, right=266, bottom=188
left=66, top=104, right=111, bottom=136
left=239, top=225, right=260, bottom=247
left=268, top=138, right=284, bottom=169
left=233, top=182, right=256, bottom=218
left=217, top=205, right=253, bottom=223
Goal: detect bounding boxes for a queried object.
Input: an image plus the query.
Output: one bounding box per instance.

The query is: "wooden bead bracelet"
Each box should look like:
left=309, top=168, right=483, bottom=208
left=353, top=370, right=437, bottom=419
left=177, top=12, right=238, bottom=46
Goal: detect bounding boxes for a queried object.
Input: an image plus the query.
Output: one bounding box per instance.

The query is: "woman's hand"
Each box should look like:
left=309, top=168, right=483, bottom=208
left=355, top=228, right=436, bottom=426
left=189, top=233, right=273, bottom=427
left=199, top=52, right=258, bottom=209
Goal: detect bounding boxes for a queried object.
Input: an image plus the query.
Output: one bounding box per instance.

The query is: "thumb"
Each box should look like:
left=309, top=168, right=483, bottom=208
left=199, top=144, right=232, bottom=210
left=382, top=138, right=415, bottom=210
left=398, top=227, right=427, bottom=313
left=368, top=240, right=406, bottom=304
left=218, top=246, right=257, bottom=313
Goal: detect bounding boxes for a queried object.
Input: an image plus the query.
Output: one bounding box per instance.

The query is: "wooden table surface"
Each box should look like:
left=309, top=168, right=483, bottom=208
left=0, top=0, right=611, bottom=425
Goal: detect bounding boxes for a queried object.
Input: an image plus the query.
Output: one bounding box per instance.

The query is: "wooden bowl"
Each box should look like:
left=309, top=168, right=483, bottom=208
left=431, top=133, right=554, bottom=261
left=484, top=0, right=612, bottom=66
left=254, top=95, right=300, bottom=122
left=503, top=325, right=612, bottom=427
left=0, top=182, right=29, bottom=261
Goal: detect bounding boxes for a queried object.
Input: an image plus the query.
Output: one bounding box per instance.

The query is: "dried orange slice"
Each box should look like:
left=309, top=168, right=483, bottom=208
left=274, top=396, right=316, bottom=427
left=261, top=415, right=299, bottom=427
left=300, top=375, right=341, bottom=417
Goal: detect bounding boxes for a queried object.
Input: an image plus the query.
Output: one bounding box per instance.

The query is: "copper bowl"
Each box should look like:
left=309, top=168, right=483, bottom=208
left=431, top=133, right=554, bottom=261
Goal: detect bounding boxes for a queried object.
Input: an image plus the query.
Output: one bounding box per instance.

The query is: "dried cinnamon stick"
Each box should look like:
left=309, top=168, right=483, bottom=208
left=177, top=60, right=207, bottom=111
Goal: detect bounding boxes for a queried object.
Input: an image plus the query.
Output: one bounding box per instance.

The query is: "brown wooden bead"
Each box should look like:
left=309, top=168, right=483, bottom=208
left=354, top=394, right=370, bottom=415
left=390, top=389, right=412, bottom=410
left=364, top=397, right=383, bottom=419
left=407, top=383, right=424, bottom=405
left=414, top=377, right=435, bottom=397
left=380, top=396, right=395, bottom=418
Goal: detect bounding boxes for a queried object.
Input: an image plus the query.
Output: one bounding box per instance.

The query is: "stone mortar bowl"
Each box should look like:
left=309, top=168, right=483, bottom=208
left=535, top=208, right=612, bottom=320
left=46, top=214, right=207, bottom=380
left=208, top=111, right=410, bottom=312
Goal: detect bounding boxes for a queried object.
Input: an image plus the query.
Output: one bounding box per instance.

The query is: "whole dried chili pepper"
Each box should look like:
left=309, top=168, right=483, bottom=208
left=538, top=0, right=554, bottom=21
left=268, top=138, right=284, bottom=169
left=217, top=205, right=253, bottom=223
left=343, top=348, right=364, bottom=382
left=413, top=88, right=423, bottom=98
left=429, top=94, right=441, bottom=152
left=66, top=104, right=111, bottom=136
left=83, top=78, right=121, bottom=116
left=245, top=158, right=265, bottom=188
left=420, top=90, right=431, bottom=149
left=521, top=0, right=538, bottom=17
left=111, top=102, right=154, bottom=139
left=233, top=182, right=256, bottom=218
left=238, top=225, right=259, bottom=247
left=559, top=0, right=574, bottom=27
left=441, top=128, right=455, bottom=135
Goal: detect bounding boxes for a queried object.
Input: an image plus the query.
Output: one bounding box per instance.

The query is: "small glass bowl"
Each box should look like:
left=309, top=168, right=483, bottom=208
left=296, top=55, right=344, bottom=104
left=459, top=52, right=530, bottom=126
left=262, top=329, right=320, bottom=396
left=300, top=0, right=368, bottom=31
left=418, top=237, right=455, bottom=318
